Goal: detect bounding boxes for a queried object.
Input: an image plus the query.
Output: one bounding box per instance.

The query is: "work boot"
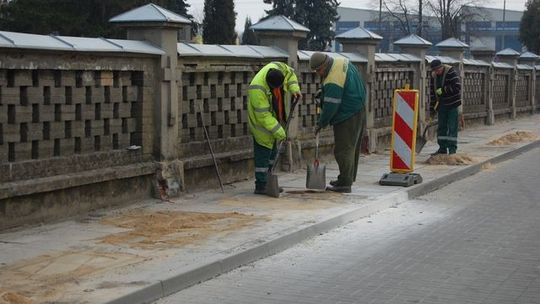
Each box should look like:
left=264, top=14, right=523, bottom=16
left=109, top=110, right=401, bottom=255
left=254, top=184, right=266, bottom=195
left=430, top=149, right=447, bottom=156
left=326, top=185, right=351, bottom=193
left=254, top=186, right=283, bottom=195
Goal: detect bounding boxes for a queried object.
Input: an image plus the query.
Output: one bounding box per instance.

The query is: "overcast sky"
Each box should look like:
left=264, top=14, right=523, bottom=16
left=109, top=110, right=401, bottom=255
left=184, top=0, right=527, bottom=32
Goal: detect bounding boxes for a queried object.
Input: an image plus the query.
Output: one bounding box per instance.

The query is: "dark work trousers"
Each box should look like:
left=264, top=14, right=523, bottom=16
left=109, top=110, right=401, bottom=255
left=437, top=106, right=459, bottom=154
left=253, top=138, right=277, bottom=189
left=332, top=109, right=366, bottom=187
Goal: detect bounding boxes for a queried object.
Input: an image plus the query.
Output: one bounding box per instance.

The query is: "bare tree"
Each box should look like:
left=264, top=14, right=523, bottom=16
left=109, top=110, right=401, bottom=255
left=426, top=0, right=485, bottom=40
left=380, top=0, right=486, bottom=40
left=383, top=0, right=416, bottom=34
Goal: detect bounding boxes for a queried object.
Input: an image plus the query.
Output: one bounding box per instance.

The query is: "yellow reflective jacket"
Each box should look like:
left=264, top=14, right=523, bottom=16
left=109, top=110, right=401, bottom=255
left=248, top=62, right=301, bottom=149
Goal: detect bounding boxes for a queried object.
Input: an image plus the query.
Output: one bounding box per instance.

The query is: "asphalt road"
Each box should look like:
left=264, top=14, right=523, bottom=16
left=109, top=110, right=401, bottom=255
left=156, top=147, right=540, bottom=304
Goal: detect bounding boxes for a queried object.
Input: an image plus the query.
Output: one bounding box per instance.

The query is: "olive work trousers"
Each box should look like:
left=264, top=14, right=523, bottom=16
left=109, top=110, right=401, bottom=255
left=253, top=138, right=277, bottom=189
left=332, top=109, right=366, bottom=187
left=437, top=106, right=458, bottom=154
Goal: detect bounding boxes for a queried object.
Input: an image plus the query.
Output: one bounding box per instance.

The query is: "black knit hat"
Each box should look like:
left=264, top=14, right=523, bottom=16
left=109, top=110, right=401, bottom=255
left=266, top=69, right=284, bottom=88
left=430, top=59, right=442, bottom=69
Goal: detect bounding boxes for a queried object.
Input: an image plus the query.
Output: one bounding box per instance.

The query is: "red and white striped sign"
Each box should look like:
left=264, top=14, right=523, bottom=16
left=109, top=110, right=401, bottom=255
left=390, top=89, right=419, bottom=173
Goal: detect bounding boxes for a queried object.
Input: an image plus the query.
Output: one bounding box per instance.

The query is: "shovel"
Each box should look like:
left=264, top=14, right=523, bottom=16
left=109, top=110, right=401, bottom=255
left=415, top=121, right=438, bottom=154
left=306, top=133, right=326, bottom=190
left=266, top=97, right=299, bottom=198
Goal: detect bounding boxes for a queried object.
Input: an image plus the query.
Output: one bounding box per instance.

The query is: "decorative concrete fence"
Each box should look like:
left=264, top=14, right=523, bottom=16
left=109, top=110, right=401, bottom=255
left=0, top=5, right=538, bottom=229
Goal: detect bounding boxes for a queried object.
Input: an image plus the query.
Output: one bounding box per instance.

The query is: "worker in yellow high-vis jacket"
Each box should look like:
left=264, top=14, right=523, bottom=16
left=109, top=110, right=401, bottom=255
left=248, top=62, right=302, bottom=195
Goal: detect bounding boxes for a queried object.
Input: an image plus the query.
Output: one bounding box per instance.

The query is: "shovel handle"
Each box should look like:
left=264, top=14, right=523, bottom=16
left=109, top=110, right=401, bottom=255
left=268, top=95, right=300, bottom=174
left=315, top=132, right=320, bottom=161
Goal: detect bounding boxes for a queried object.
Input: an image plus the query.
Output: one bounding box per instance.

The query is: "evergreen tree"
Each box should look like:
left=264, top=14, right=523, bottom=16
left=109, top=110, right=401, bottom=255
left=265, top=0, right=339, bottom=51
left=0, top=0, right=169, bottom=38
left=203, top=0, right=236, bottom=44
left=0, top=0, right=198, bottom=38
left=519, top=0, right=540, bottom=54
left=166, top=0, right=192, bottom=19
left=241, top=17, right=259, bottom=45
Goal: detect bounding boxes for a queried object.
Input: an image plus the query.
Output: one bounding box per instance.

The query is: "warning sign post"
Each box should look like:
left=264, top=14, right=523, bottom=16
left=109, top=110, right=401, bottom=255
left=379, top=89, right=423, bottom=187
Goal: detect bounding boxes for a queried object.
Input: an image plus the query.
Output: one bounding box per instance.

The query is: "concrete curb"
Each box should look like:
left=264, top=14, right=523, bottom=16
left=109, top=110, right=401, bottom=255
left=408, top=140, right=540, bottom=199
left=105, top=140, right=539, bottom=304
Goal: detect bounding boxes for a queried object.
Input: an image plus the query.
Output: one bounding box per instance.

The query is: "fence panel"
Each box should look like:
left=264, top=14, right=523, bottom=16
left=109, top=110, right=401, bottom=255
left=492, top=69, right=511, bottom=113
left=373, top=68, right=415, bottom=128
left=0, top=68, right=145, bottom=183
left=463, top=66, right=488, bottom=115
left=515, top=70, right=531, bottom=110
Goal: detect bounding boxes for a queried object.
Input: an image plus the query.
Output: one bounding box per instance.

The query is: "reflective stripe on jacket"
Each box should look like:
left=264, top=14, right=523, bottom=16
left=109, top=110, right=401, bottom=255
left=248, top=62, right=301, bottom=149
left=318, top=58, right=366, bottom=128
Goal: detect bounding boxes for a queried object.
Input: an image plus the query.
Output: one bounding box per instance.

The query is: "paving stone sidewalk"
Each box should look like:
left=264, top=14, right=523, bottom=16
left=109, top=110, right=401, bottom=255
left=0, top=115, right=539, bottom=304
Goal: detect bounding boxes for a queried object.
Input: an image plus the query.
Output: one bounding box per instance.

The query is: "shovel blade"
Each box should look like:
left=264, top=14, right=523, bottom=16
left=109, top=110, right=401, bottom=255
left=306, top=163, right=326, bottom=190
left=266, top=173, right=280, bottom=198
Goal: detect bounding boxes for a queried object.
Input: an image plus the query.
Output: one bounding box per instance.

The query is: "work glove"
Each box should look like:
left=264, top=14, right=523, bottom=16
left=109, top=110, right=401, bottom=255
left=435, top=88, right=443, bottom=96
left=274, top=126, right=286, bottom=141
left=314, top=89, right=322, bottom=104
left=278, top=139, right=289, bottom=153
left=292, top=91, right=302, bottom=102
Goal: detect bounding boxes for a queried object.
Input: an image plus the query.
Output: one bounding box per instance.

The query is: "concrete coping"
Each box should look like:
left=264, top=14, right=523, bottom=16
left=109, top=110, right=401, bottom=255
left=0, top=30, right=164, bottom=55
left=297, top=50, right=368, bottom=63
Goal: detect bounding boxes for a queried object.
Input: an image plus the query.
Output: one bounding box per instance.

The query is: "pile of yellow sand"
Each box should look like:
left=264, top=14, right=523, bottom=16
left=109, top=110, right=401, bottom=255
left=100, top=210, right=257, bottom=248
left=487, top=131, right=538, bottom=145
left=425, top=153, right=477, bottom=165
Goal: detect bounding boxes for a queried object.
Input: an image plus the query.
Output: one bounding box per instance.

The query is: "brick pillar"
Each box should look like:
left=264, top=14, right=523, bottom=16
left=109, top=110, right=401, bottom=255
left=487, top=64, right=495, bottom=125
left=110, top=4, right=191, bottom=196
left=125, top=26, right=182, bottom=160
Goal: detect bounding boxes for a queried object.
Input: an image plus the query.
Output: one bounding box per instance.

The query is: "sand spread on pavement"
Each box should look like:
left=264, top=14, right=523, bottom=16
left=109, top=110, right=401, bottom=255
left=481, top=162, right=496, bottom=171
left=425, top=153, right=477, bottom=165
left=100, top=210, right=258, bottom=248
left=0, top=251, right=142, bottom=304
left=0, top=291, right=32, bottom=304
left=219, top=191, right=343, bottom=210
left=487, top=130, right=538, bottom=145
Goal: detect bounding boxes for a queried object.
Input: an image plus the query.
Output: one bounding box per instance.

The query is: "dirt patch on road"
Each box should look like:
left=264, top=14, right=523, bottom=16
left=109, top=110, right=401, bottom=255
left=425, top=153, right=477, bottom=165
left=487, top=130, right=538, bottom=145
left=100, top=210, right=259, bottom=248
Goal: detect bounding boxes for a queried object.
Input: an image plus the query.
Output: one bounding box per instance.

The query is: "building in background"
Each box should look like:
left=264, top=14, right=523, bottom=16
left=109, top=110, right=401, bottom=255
left=334, top=6, right=523, bottom=53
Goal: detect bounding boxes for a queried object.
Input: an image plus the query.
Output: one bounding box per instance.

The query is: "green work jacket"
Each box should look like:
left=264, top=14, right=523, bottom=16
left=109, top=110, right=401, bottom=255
left=318, top=58, right=366, bottom=128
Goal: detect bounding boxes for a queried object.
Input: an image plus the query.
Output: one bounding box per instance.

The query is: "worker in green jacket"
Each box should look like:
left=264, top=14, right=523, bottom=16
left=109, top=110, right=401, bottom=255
left=248, top=62, right=302, bottom=195
left=310, top=53, right=366, bottom=193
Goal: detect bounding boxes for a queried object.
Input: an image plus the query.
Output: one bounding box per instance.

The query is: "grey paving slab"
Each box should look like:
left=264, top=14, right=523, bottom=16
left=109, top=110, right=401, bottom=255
left=0, top=115, right=539, bottom=304
left=156, top=148, right=540, bottom=304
